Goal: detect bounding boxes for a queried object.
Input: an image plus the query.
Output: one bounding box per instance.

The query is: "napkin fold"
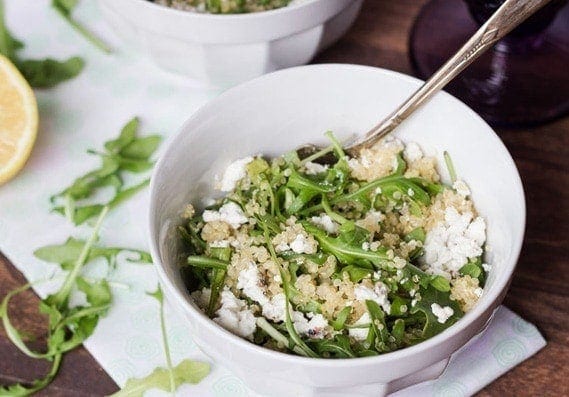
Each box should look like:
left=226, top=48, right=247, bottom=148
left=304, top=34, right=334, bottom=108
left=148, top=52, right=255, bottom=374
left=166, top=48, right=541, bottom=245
left=0, top=1, right=545, bottom=396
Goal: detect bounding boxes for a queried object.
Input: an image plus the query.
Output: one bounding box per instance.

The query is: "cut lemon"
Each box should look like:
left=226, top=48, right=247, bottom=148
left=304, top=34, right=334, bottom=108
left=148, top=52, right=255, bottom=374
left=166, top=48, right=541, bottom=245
left=0, top=54, right=38, bottom=186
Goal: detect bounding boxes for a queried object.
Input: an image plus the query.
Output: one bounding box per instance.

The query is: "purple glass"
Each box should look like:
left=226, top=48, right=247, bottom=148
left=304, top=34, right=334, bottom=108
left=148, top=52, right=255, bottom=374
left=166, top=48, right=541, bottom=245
left=410, top=0, right=569, bottom=127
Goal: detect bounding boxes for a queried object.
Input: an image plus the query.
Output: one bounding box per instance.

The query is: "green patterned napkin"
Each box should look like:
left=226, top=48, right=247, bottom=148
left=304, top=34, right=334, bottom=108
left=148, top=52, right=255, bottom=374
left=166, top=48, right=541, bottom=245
left=0, top=1, right=545, bottom=396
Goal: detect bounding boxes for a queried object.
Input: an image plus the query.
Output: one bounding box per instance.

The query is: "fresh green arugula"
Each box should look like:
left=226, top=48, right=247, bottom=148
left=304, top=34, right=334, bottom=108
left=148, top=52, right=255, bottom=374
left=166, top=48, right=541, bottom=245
left=181, top=131, right=487, bottom=358
left=1, top=118, right=210, bottom=396
left=52, top=0, right=112, bottom=54
left=110, top=287, right=211, bottom=396
left=0, top=0, right=84, bottom=87
left=51, top=117, right=162, bottom=225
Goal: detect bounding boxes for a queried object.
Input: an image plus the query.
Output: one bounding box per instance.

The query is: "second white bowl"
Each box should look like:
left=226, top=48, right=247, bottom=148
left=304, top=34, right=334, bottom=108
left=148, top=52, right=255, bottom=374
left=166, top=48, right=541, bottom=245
left=98, top=0, right=363, bottom=87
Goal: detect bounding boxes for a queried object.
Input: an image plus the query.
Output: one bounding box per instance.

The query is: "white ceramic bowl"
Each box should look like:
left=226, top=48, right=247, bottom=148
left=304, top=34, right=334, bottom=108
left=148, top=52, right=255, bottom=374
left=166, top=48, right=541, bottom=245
left=98, top=0, right=363, bottom=87
left=148, top=64, right=525, bottom=396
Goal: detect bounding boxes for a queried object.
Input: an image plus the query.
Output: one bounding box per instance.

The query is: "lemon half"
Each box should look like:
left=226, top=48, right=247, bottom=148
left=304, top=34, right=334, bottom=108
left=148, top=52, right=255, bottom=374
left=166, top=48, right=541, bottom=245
left=0, top=54, right=38, bottom=186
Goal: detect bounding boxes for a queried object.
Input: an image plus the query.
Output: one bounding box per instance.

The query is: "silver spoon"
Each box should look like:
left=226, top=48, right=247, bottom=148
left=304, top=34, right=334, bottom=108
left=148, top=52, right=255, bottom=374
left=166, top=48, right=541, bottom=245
left=300, top=0, right=552, bottom=158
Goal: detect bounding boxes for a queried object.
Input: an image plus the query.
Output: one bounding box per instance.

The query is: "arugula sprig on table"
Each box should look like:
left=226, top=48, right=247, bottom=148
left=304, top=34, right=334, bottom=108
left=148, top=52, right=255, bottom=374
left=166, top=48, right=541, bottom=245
left=0, top=119, right=210, bottom=396
left=0, top=0, right=84, bottom=88
left=51, top=117, right=161, bottom=225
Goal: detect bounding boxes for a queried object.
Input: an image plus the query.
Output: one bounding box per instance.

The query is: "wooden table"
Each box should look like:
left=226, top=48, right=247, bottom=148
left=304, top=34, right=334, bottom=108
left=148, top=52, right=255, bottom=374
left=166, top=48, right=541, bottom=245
left=1, top=1, right=567, bottom=395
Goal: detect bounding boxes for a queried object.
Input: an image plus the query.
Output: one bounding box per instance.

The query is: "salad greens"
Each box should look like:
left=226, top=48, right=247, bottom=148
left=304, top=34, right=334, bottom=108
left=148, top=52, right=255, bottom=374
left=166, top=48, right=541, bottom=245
left=0, top=119, right=210, bottom=395
left=181, top=133, right=485, bottom=358
left=51, top=117, right=161, bottom=225
left=52, top=0, right=112, bottom=54
left=110, top=287, right=211, bottom=397
left=0, top=0, right=84, bottom=88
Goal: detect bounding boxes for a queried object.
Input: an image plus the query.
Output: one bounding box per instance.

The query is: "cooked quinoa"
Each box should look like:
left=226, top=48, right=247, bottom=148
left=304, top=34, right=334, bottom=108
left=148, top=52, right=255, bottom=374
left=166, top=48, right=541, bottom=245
left=154, top=0, right=292, bottom=14
left=179, top=133, right=488, bottom=358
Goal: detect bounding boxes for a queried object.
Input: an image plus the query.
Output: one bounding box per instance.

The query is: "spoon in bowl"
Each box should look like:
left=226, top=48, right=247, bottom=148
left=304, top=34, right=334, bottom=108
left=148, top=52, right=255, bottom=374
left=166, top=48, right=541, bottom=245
left=300, top=0, right=552, bottom=158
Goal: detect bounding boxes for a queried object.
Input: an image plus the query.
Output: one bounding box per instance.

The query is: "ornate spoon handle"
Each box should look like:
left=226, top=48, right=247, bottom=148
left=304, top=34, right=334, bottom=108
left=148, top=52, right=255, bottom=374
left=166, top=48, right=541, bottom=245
left=348, top=0, right=552, bottom=153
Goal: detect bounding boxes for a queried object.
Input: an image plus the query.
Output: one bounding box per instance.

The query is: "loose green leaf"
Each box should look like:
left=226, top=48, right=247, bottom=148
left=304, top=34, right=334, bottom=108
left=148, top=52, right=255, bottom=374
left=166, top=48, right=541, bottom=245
left=34, top=237, right=152, bottom=270
left=111, top=359, right=211, bottom=397
left=51, top=118, right=161, bottom=225
left=17, top=57, right=84, bottom=88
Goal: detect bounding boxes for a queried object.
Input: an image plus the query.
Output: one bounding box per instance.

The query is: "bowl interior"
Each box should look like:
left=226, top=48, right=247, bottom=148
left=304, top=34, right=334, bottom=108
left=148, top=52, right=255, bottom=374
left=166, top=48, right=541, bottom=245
left=149, top=64, right=525, bottom=358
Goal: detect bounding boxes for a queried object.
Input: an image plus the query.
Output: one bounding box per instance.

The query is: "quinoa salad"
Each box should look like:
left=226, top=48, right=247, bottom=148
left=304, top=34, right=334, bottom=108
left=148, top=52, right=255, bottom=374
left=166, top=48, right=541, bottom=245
left=179, top=133, right=489, bottom=358
left=153, top=0, right=299, bottom=14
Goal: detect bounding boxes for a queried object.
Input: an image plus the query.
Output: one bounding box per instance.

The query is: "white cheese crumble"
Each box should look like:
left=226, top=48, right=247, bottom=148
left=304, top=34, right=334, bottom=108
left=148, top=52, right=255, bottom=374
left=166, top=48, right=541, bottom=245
left=210, top=240, right=230, bottom=248
left=217, top=156, right=253, bottom=192
left=431, top=303, right=454, bottom=324
left=289, top=234, right=313, bottom=254
left=203, top=202, right=248, bottom=229
left=354, top=282, right=391, bottom=314
left=213, top=289, right=256, bottom=339
left=236, top=262, right=267, bottom=305
left=304, top=161, right=329, bottom=175
left=453, top=180, right=471, bottom=197
left=310, top=214, right=339, bottom=234
left=403, top=141, right=423, bottom=162
left=291, top=311, right=328, bottom=339
left=482, top=263, right=492, bottom=272
left=348, top=312, right=371, bottom=341
left=190, top=287, right=211, bottom=309
left=422, top=207, right=486, bottom=278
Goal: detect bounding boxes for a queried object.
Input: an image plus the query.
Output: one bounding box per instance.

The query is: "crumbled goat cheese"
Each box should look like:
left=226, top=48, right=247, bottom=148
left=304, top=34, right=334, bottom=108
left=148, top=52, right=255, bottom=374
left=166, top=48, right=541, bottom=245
left=304, top=161, right=329, bottom=175
left=262, top=293, right=287, bottom=322
left=217, top=157, right=253, bottom=192
left=214, top=289, right=256, bottom=338
left=349, top=312, right=371, bottom=341
left=431, top=303, right=454, bottom=324
left=453, top=180, right=471, bottom=197
left=354, top=283, right=391, bottom=314
left=291, top=311, right=328, bottom=339
left=203, top=202, right=248, bottom=229
left=482, top=263, right=492, bottom=272
left=289, top=234, right=314, bottom=254
left=190, top=287, right=211, bottom=309
left=422, top=207, right=486, bottom=278
left=362, top=242, right=370, bottom=251
left=310, top=214, right=339, bottom=234
left=210, top=240, right=230, bottom=248
left=403, top=141, right=423, bottom=162
left=237, top=263, right=268, bottom=305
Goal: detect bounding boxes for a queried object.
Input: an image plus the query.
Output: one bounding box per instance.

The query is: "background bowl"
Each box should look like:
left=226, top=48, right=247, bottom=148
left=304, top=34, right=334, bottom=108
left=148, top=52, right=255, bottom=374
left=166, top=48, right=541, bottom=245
left=148, top=64, right=525, bottom=396
left=98, top=0, right=363, bottom=87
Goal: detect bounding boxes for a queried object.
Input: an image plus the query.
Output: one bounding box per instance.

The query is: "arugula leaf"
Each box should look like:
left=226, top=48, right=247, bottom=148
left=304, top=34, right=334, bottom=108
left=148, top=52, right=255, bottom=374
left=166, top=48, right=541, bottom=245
left=34, top=237, right=151, bottom=270
left=51, top=118, right=161, bottom=225
left=109, top=286, right=211, bottom=397
left=17, top=57, right=84, bottom=88
left=111, top=359, right=211, bottom=397
left=52, top=0, right=112, bottom=53
left=459, top=256, right=486, bottom=286
left=409, top=285, right=463, bottom=338
left=0, top=0, right=85, bottom=88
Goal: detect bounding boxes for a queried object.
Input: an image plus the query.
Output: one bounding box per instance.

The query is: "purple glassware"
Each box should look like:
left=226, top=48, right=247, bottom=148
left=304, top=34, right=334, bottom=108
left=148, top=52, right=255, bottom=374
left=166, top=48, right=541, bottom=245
left=410, top=0, right=569, bottom=127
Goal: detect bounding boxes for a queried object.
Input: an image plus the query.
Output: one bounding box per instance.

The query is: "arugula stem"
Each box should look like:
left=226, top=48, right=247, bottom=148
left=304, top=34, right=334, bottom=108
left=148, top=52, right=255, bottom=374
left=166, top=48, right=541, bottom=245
left=299, top=146, right=334, bottom=166
left=324, top=131, right=345, bottom=159
left=51, top=206, right=109, bottom=308
left=443, top=151, right=457, bottom=184
left=256, top=317, right=306, bottom=356
left=186, top=256, right=228, bottom=270
left=321, top=196, right=348, bottom=224
left=56, top=11, right=112, bottom=54
left=158, top=288, right=175, bottom=394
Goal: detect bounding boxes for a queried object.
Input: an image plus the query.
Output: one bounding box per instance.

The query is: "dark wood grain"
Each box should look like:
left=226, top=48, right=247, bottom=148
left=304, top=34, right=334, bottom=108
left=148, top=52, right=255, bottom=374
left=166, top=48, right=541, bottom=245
left=1, top=0, right=568, bottom=395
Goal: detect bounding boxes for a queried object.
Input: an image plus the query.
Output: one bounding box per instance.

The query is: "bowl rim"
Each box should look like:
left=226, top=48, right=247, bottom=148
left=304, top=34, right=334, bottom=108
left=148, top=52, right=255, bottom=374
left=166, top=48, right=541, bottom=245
left=148, top=63, right=526, bottom=367
left=127, top=0, right=321, bottom=20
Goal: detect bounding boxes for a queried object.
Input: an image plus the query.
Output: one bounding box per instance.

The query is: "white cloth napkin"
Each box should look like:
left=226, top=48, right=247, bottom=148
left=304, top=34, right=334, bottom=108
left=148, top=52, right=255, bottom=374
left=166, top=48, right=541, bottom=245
left=0, top=1, right=545, bottom=396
